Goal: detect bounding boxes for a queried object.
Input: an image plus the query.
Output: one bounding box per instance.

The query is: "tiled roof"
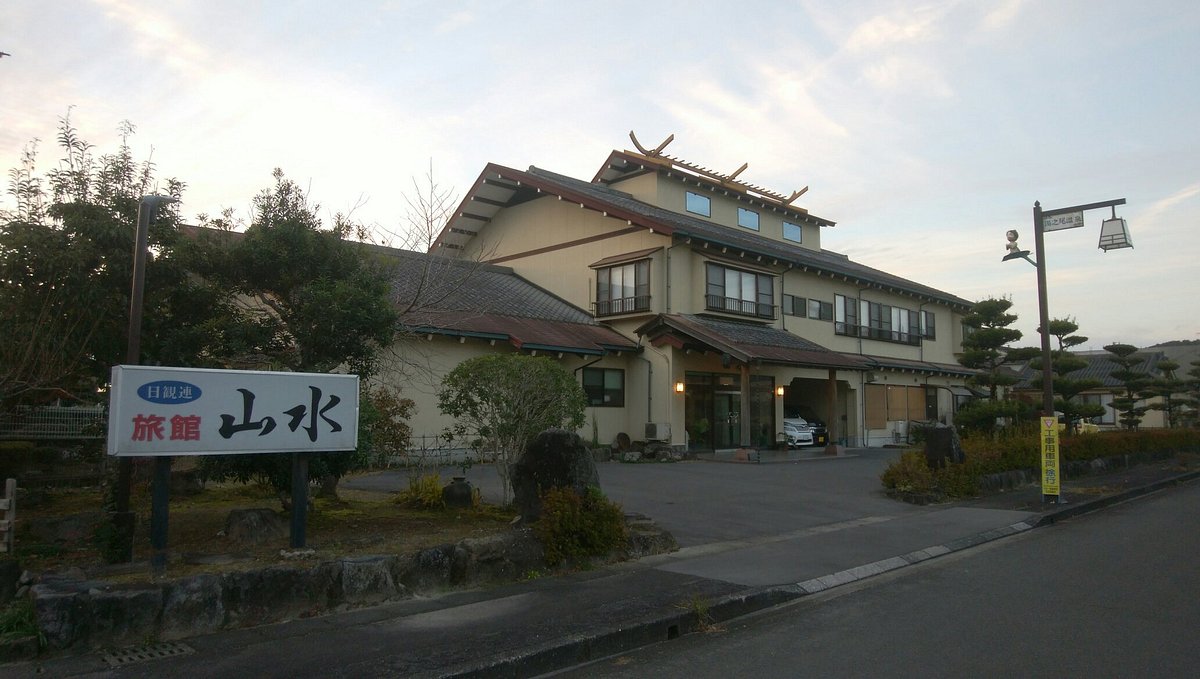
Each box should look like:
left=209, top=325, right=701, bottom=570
left=523, top=165, right=973, bottom=310
left=637, top=314, right=869, bottom=370
left=1011, top=351, right=1167, bottom=389
left=862, top=354, right=976, bottom=378
left=382, top=249, right=635, bottom=354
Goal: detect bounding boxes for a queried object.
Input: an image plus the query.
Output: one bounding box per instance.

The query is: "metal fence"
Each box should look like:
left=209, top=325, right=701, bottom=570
left=0, top=405, right=107, bottom=440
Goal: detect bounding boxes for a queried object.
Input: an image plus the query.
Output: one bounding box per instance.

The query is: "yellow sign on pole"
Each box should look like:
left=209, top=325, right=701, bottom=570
left=1040, top=417, right=1060, bottom=498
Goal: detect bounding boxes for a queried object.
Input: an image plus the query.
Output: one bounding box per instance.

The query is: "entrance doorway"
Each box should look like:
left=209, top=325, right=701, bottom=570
left=713, top=390, right=741, bottom=449
left=683, top=372, right=775, bottom=450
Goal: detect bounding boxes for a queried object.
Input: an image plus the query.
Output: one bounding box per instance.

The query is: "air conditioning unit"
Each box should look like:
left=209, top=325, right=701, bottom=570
left=645, top=422, right=671, bottom=441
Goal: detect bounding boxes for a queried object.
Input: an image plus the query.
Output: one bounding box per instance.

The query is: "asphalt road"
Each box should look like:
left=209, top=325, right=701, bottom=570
left=556, top=479, right=1200, bottom=678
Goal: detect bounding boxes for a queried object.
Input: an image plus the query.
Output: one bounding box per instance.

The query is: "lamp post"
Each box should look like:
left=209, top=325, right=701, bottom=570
left=113, top=194, right=179, bottom=565
left=1004, top=198, right=1131, bottom=503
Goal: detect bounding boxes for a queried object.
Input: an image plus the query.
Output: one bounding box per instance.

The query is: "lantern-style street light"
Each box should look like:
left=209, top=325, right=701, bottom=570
left=1004, top=198, right=1130, bottom=503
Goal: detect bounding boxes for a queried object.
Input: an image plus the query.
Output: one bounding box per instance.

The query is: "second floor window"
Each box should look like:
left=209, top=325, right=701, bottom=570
left=920, top=310, right=936, bottom=339
left=783, top=221, right=802, bottom=243
left=706, top=263, right=774, bottom=319
left=782, top=294, right=806, bottom=317
left=737, top=207, right=760, bottom=231
left=596, top=260, right=650, bottom=316
left=686, top=191, right=711, bottom=217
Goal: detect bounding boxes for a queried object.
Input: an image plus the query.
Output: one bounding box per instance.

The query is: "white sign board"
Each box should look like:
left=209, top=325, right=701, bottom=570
left=107, top=366, right=359, bottom=457
left=1043, top=211, right=1085, bottom=232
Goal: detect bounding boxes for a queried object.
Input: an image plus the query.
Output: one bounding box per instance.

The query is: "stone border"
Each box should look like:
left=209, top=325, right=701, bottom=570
left=25, top=516, right=678, bottom=653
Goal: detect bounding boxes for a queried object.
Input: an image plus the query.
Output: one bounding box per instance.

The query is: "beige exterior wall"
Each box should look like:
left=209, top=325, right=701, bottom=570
left=466, top=196, right=673, bottom=315
left=377, top=334, right=651, bottom=452
left=609, top=172, right=824, bottom=252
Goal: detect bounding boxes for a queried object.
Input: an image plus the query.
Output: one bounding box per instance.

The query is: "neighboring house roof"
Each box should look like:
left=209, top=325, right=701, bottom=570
left=636, top=314, right=870, bottom=371
left=1011, top=350, right=1167, bottom=389
left=434, top=160, right=973, bottom=311
left=385, top=249, right=637, bottom=356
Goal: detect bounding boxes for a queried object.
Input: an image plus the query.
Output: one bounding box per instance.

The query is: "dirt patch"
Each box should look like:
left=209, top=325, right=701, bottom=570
left=13, top=471, right=515, bottom=584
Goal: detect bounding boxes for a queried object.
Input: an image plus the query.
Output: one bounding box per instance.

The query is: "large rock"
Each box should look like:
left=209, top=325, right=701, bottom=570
left=510, top=429, right=601, bottom=522
left=224, top=508, right=288, bottom=546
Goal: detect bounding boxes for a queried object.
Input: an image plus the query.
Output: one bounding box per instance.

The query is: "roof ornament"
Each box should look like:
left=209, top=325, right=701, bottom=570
left=627, top=130, right=812, bottom=212
left=629, top=130, right=674, bottom=156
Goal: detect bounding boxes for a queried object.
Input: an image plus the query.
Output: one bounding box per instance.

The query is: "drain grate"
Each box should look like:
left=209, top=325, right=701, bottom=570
left=101, top=641, right=195, bottom=667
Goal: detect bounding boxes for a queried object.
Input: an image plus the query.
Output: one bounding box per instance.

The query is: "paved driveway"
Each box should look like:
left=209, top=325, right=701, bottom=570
left=345, top=449, right=1038, bottom=587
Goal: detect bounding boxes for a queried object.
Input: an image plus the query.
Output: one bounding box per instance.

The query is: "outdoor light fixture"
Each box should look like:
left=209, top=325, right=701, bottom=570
left=775, top=386, right=785, bottom=397
left=1003, top=197, right=1130, bottom=504
left=674, top=381, right=685, bottom=393
left=1098, top=211, right=1133, bottom=252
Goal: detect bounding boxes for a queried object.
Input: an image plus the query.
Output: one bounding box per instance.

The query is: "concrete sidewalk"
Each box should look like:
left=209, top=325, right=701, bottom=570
left=7, top=453, right=1199, bottom=678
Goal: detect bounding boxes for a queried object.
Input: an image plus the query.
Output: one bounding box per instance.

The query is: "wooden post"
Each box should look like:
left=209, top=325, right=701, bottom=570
left=291, top=452, right=308, bottom=548
left=150, top=457, right=172, bottom=573
left=824, top=369, right=842, bottom=455
left=0, top=478, right=15, bottom=554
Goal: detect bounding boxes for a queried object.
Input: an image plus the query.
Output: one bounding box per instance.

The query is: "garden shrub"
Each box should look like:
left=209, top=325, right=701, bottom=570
left=533, top=486, right=627, bottom=567
left=394, top=473, right=445, bottom=510
left=879, top=451, right=935, bottom=494
left=882, top=427, right=1200, bottom=501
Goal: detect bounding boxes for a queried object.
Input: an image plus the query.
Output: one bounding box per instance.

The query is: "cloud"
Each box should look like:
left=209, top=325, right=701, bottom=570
left=980, top=0, right=1028, bottom=32
left=1136, top=181, right=1200, bottom=234
left=436, top=10, right=476, bottom=34
left=844, top=5, right=944, bottom=53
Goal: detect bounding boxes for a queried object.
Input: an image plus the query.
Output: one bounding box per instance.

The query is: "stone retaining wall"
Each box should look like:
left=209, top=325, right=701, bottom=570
left=27, top=516, right=678, bottom=651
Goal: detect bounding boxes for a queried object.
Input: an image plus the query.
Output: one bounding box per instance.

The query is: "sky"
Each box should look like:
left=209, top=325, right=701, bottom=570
left=2, top=0, right=1198, bottom=351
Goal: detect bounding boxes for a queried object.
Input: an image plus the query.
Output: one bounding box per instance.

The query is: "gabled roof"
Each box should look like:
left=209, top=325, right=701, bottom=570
left=592, top=149, right=828, bottom=226
left=434, top=159, right=973, bottom=311
left=1011, top=350, right=1167, bottom=389
left=636, top=314, right=869, bottom=371
left=385, top=249, right=636, bottom=356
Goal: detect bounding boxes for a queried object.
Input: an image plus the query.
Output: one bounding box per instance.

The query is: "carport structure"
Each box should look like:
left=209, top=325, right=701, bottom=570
left=637, top=313, right=868, bottom=452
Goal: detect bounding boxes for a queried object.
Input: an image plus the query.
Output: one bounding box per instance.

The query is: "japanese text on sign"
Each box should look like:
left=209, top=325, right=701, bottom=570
left=1040, top=417, right=1061, bottom=496
left=108, top=366, right=359, bottom=457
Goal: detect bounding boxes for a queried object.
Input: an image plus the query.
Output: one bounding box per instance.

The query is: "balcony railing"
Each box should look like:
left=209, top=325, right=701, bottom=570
left=835, top=322, right=922, bottom=346
left=705, top=295, right=775, bottom=320
left=593, top=295, right=651, bottom=317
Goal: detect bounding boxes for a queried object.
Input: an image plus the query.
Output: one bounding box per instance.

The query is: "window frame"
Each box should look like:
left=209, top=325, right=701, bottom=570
left=920, top=310, right=936, bottom=339
left=705, top=262, right=775, bottom=319
left=783, top=221, right=802, bottom=243
left=808, top=298, right=833, bottom=321
left=686, top=191, right=711, bottom=217
left=737, top=207, right=760, bottom=231
left=595, top=258, right=651, bottom=316
left=782, top=294, right=807, bottom=317
left=582, top=367, right=625, bottom=407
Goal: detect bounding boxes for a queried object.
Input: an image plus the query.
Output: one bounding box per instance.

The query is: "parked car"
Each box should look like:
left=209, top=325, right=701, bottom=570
left=783, top=419, right=814, bottom=448
left=787, top=407, right=828, bottom=446
left=783, top=418, right=815, bottom=447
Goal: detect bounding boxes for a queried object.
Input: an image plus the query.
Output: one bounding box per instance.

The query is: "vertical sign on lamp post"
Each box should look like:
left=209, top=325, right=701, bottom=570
left=1040, top=416, right=1061, bottom=502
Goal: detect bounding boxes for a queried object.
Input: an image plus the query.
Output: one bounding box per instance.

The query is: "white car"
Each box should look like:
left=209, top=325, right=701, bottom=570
left=783, top=419, right=814, bottom=447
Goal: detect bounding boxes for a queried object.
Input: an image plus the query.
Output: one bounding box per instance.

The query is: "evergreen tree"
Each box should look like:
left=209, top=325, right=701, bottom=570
left=1046, top=318, right=1104, bottom=434
left=1104, top=343, right=1153, bottom=430
left=958, top=297, right=1023, bottom=401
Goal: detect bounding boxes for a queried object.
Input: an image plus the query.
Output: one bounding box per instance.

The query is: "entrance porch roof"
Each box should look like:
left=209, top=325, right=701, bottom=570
left=636, top=314, right=869, bottom=371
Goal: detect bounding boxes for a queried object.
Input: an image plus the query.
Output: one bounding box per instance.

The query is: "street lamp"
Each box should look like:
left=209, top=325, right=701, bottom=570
left=1003, top=198, right=1130, bottom=503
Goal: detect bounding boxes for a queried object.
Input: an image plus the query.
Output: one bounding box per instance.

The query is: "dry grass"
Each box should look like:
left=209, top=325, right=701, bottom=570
left=14, top=472, right=515, bottom=584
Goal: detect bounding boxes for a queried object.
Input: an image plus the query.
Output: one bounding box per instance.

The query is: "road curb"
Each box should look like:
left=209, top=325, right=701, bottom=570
left=1033, top=468, right=1200, bottom=527
left=444, top=470, right=1199, bottom=678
